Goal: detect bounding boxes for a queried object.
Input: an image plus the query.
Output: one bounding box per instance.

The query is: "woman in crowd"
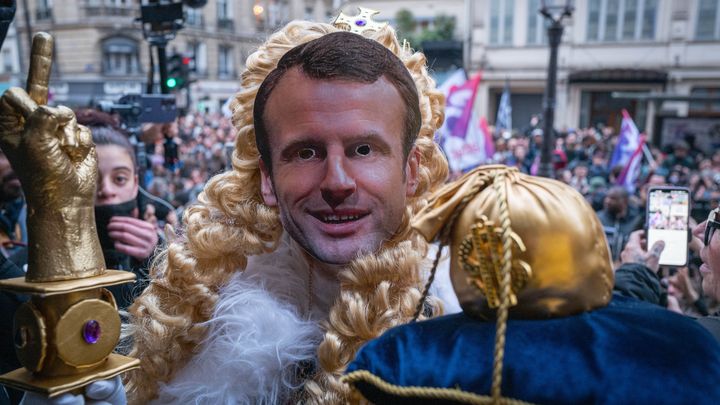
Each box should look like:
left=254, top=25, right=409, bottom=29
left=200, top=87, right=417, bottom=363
left=75, top=110, right=159, bottom=309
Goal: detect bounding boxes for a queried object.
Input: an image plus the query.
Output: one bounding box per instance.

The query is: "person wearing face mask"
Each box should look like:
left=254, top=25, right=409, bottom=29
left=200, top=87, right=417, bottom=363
left=75, top=109, right=159, bottom=309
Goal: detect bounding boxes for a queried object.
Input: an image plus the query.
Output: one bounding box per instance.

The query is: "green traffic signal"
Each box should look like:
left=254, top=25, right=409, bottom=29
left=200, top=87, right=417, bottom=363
left=165, top=53, right=192, bottom=90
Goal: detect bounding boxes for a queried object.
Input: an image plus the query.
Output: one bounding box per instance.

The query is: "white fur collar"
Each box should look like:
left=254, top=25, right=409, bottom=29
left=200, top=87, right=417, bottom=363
left=151, top=236, right=325, bottom=404
left=150, top=237, right=460, bottom=404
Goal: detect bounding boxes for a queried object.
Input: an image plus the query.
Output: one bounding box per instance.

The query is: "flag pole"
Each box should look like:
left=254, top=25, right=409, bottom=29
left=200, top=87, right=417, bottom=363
left=641, top=142, right=656, bottom=167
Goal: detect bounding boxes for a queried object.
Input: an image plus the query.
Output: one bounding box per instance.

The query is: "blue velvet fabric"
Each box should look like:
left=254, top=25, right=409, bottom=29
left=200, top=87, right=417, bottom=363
left=347, top=295, right=720, bottom=404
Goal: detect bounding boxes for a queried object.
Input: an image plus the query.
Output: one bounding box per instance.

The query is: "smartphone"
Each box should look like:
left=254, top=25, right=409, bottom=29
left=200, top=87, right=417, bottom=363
left=646, top=187, right=690, bottom=267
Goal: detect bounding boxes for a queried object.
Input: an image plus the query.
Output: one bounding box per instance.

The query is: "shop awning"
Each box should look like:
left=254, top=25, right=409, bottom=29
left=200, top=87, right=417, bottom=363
left=568, top=69, right=667, bottom=84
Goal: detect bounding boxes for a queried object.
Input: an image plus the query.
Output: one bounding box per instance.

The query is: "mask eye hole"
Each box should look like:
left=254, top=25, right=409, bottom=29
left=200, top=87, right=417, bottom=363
left=298, top=148, right=316, bottom=160
left=355, top=144, right=371, bottom=156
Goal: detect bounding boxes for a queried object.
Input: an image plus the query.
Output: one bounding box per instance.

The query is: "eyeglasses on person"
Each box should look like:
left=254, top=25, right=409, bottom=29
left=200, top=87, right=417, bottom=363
left=705, top=207, right=720, bottom=246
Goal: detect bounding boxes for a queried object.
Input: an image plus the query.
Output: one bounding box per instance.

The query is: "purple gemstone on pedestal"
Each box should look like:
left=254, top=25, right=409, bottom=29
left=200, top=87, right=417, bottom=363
left=83, top=320, right=101, bottom=344
left=354, top=19, right=367, bottom=27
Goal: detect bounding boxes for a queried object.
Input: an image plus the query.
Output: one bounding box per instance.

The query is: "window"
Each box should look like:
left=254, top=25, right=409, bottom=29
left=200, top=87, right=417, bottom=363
left=102, top=36, right=140, bottom=75
left=696, top=0, right=720, bottom=40
left=187, top=41, right=207, bottom=76
left=527, top=0, right=548, bottom=45
left=1, top=49, right=14, bottom=74
left=266, top=0, right=290, bottom=28
left=689, top=88, right=720, bottom=114
left=186, top=8, right=204, bottom=28
left=218, top=45, right=234, bottom=78
left=587, top=0, right=658, bottom=42
left=36, top=0, right=53, bottom=20
left=84, top=0, right=134, bottom=17
left=490, top=0, right=514, bottom=45
left=217, top=0, right=234, bottom=31
left=217, top=0, right=232, bottom=19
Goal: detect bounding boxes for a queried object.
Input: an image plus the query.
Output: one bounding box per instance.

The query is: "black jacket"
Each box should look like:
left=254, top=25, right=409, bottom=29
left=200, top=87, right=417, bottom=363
left=614, top=263, right=720, bottom=342
left=0, top=255, right=26, bottom=405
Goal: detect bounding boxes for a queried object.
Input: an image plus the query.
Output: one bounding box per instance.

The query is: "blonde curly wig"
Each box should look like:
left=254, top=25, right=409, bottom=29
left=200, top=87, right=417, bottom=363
left=125, top=20, right=448, bottom=403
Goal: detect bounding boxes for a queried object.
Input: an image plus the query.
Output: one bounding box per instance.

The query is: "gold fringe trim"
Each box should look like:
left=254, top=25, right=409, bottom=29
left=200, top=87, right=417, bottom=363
left=342, top=370, right=535, bottom=405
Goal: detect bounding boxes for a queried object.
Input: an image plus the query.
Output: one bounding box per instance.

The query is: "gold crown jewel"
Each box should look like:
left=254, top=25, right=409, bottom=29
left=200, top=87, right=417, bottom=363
left=333, top=6, right=388, bottom=35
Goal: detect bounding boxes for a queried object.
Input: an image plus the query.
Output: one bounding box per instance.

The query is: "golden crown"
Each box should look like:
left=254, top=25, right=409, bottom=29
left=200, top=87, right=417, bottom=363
left=333, top=6, right=388, bottom=35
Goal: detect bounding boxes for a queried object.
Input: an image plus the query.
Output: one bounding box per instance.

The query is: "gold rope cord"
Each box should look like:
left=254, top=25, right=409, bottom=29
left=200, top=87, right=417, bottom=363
left=382, top=169, right=530, bottom=405
left=412, top=173, right=491, bottom=321
left=491, top=171, right=512, bottom=402
left=343, top=370, right=533, bottom=405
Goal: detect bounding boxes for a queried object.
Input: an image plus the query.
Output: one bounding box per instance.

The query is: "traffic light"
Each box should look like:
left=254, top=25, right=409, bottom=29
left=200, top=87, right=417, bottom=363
left=166, top=53, right=192, bottom=90
left=166, top=53, right=183, bottom=90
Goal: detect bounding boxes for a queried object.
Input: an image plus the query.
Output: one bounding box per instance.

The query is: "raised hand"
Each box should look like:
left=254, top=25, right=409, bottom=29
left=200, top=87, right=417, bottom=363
left=0, top=32, right=104, bottom=281
left=108, top=216, right=159, bottom=261
left=620, top=230, right=665, bottom=274
left=0, top=33, right=96, bottom=207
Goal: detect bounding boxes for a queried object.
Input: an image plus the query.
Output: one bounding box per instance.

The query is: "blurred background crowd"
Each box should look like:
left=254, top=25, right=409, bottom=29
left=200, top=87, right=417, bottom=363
left=139, top=111, right=237, bottom=224
left=486, top=114, right=720, bottom=318
left=2, top=106, right=719, bottom=321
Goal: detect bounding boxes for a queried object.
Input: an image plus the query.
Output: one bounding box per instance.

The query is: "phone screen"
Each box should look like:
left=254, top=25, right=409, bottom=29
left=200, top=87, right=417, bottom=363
left=647, top=188, right=690, bottom=267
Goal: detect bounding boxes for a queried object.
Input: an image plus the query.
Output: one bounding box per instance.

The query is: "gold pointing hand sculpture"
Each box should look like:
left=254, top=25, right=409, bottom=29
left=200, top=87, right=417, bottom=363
left=0, top=32, right=139, bottom=398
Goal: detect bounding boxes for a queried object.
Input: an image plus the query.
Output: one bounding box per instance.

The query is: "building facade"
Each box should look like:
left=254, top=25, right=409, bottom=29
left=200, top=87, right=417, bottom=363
left=5, top=0, right=336, bottom=111
left=472, top=0, right=720, bottom=151
left=346, top=0, right=720, bottom=151
left=3, top=0, right=719, bottom=149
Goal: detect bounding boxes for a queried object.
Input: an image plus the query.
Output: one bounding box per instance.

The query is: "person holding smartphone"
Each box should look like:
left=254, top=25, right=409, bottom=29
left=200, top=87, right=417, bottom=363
left=691, top=207, right=720, bottom=338
left=616, top=206, right=720, bottom=341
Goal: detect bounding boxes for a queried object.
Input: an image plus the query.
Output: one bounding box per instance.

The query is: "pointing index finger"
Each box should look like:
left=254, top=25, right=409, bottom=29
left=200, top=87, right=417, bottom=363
left=26, top=32, right=53, bottom=106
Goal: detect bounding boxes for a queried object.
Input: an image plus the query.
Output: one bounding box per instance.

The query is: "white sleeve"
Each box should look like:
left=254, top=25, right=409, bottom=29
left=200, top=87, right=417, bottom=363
left=427, top=245, right=462, bottom=315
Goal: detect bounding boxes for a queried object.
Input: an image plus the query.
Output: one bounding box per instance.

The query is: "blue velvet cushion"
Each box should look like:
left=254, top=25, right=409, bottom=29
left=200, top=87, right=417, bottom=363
left=345, top=295, right=720, bottom=404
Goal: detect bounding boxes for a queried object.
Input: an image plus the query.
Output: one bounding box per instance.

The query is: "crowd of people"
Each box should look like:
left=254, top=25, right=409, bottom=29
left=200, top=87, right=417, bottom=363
left=491, top=116, right=720, bottom=218
left=488, top=115, right=720, bottom=319
left=4, top=102, right=720, bottom=339
left=138, top=111, right=237, bottom=225
left=81, top=103, right=720, bottom=347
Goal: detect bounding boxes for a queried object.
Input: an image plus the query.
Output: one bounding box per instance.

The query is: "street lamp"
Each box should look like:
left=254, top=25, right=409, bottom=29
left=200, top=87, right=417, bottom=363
left=537, top=0, right=573, bottom=178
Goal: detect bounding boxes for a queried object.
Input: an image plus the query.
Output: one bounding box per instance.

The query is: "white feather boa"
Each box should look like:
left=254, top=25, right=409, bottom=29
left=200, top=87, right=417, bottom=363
left=151, top=237, right=322, bottom=405
left=150, top=237, right=460, bottom=404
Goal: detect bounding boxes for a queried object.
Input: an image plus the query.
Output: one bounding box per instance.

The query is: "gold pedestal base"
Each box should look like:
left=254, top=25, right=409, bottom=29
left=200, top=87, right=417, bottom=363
left=0, top=270, right=135, bottom=296
left=0, top=353, right=140, bottom=398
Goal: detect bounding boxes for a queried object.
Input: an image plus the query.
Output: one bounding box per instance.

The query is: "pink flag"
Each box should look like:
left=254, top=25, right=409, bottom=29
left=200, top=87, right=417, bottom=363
left=617, top=135, right=646, bottom=193
left=440, top=73, right=494, bottom=172
left=609, top=109, right=641, bottom=169
left=612, top=110, right=645, bottom=192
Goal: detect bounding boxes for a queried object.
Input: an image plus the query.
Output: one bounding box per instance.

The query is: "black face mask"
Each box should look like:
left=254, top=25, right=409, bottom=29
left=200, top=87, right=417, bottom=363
left=95, top=198, right=137, bottom=270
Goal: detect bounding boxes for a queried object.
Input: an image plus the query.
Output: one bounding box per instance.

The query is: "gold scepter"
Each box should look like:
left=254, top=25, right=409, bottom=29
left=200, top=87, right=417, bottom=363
left=0, top=32, right=139, bottom=397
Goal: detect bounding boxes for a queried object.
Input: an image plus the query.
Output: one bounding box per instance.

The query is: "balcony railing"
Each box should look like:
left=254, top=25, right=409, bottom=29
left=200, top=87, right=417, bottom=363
left=35, top=8, right=53, bottom=21
left=83, top=2, right=137, bottom=18
left=186, top=14, right=205, bottom=29
left=217, top=18, right=235, bottom=32
left=218, top=69, right=236, bottom=80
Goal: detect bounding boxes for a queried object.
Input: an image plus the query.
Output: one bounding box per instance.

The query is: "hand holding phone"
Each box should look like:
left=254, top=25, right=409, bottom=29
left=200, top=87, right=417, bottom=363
left=646, top=187, right=690, bottom=267
left=620, top=230, right=665, bottom=273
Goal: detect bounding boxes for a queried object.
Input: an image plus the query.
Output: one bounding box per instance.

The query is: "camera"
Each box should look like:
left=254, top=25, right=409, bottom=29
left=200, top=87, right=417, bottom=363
left=97, top=93, right=178, bottom=132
